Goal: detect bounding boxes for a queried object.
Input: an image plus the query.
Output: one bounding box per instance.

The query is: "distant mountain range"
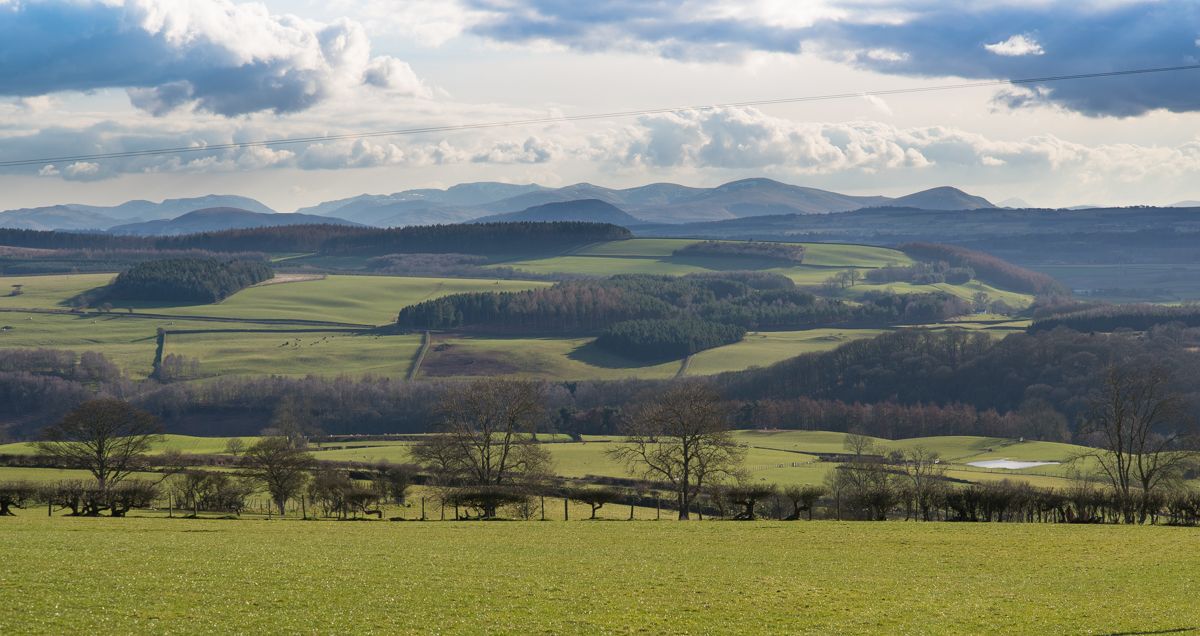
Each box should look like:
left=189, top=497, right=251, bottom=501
left=297, top=179, right=996, bottom=227
left=109, top=208, right=360, bottom=236
left=0, top=178, right=1019, bottom=234
left=473, top=199, right=645, bottom=225
left=0, top=195, right=276, bottom=231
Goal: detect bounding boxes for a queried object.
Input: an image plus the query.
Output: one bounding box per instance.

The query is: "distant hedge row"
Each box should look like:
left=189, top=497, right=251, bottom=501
left=107, top=257, right=273, bottom=304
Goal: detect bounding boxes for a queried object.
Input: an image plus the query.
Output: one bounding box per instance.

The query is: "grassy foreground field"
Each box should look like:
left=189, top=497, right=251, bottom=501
left=1, top=516, right=1197, bottom=635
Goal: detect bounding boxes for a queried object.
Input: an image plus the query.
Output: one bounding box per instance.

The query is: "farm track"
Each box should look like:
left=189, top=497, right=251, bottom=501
left=675, top=354, right=693, bottom=378
left=407, top=331, right=431, bottom=380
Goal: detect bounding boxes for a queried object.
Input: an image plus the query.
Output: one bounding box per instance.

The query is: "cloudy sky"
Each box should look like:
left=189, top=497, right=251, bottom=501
left=2, top=0, right=1199, bottom=211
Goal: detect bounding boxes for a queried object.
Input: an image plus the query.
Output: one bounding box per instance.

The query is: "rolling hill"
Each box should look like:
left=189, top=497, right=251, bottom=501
left=108, top=208, right=359, bottom=236
left=0, top=195, right=277, bottom=231
left=297, top=178, right=994, bottom=226
left=473, top=199, right=645, bottom=225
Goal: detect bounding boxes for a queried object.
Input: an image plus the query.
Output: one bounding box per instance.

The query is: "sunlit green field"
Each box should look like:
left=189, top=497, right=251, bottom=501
left=1, top=516, right=1196, bottom=635
left=0, top=240, right=1036, bottom=381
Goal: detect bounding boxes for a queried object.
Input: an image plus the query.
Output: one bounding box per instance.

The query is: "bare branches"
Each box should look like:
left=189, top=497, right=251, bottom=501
left=35, top=399, right=163, bottom=492
left=608, top=382, right=744, bottom=520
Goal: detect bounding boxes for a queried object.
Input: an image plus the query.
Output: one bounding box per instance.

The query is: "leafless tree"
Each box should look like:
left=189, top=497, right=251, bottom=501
left=608, top=383, right=744, bottom=520
left=843, top=431, right=876, bottom=458
left=1075, top=365, right=1197, bottom=524
left=899, top=446, right=947, bottom=521
left=410, top=379, right=552, bottom=517
left=223, top=438, right=246, bottom=457
left=241, top=437, right=315, bottom=515
left=35, top=399, right=163, bottom=493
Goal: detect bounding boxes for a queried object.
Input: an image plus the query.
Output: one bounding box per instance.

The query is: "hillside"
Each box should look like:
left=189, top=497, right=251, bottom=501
left=108, top=208, right=359, bottom=236
left=474, top=199, right=645, bottom=225
left=0, top=195, right=277, bottom=231
left=889, top=186, right=993, bottom=210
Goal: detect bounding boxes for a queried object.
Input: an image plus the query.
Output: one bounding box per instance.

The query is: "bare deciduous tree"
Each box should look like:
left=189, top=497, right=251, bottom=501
left=899, top=446, right=947, bottom=521
left=608, top=383, right=744, bottom=520
left=843, top=431, right=876, bottom=458
left=241, top=437, right=315, bottom=515
left=35, top=399, right=163, bottom=493
left=411, top=379, right=551, bottom=518
left=1076, top=365, right=1197, bottom=524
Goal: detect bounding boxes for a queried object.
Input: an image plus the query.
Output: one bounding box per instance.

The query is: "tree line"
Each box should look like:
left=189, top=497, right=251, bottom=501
left=900, top=242, right=1068, bottom=296
left=0, top=222, right=633, bottom=260
left=1030, top=303, right=1200, bottom=333
left=104, top=257, right=274, bottom=304
left=864, top=260, right=974, bottom=285
left=595, top=318, right=747, bottom=360
left=396, top=273, right=973, bottom=335
left=4, top=373, right=1196, bottom=525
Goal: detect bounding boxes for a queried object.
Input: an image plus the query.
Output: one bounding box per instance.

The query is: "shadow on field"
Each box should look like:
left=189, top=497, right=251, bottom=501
left=567, top=341, right=677, bottom=369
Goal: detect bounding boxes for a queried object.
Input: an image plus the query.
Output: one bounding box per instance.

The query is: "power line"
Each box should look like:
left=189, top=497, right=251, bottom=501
left=3, top=63, right=1198, bottom=169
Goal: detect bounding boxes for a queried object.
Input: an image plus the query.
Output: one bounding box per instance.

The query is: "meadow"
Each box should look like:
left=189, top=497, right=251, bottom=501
left=1, top=515, right=1197, bottom=635
left=0, top=239, right=1035, bottom=382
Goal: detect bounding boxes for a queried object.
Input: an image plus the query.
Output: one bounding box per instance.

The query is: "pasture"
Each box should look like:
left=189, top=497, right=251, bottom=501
left=0, top=239, right=1038, bottom=382
left=1, top=516, right=1196, bottom=635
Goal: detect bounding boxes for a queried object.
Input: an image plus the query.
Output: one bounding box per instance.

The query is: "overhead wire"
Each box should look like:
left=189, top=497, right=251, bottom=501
left=2, top=63, right=1198, bottom=168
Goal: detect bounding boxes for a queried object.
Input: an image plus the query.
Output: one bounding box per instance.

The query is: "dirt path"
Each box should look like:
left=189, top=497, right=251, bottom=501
left=407, top=331, right=432, bottom=380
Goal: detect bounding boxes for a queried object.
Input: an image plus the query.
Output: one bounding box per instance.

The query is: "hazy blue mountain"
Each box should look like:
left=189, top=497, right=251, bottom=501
left=888, top=186, right=994, bottom=210
left=1169, top=200, right=1200, bottom=207
left=998, top=197, right=1033, bottom=209
left=297, top=182, right=546, bottom=226
left=108, top=208, right=357, bottom=236
left=0, top=205, right=119, bottom=231
left=71, top=195, right=276, bottom=221
left=473, top=199, right=645, bottom=225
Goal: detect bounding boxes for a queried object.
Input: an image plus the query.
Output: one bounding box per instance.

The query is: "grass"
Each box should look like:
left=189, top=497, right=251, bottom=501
left=165, top=331, right=424, bottom=378
left=1, top=516, right=1197, bottom=634
left=0, top=273, right=114, bottom=309
left=418, top=335, right=683, bottom=380
left=686, top=329, right=887, bottom=375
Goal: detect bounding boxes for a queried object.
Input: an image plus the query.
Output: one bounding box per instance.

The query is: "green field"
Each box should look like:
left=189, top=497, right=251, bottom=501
left=1, top=516, right=1196, bottom=634
left=0, top=239, right=1037, bottom=381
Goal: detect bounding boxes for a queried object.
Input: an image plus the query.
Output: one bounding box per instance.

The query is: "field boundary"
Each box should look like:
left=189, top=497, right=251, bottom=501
left=0, top=307, right=374, bottom=329
left=408, top=331, right=431, bottom=380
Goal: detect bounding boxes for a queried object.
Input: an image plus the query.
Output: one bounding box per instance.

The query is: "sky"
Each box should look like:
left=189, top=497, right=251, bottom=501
left=1, top=0, right=1199, bottom=211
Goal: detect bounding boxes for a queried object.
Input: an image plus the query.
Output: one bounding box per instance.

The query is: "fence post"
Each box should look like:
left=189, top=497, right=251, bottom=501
left=301, top=497, right=307, bottom=521
left=540, top=496, right=546, bottom=521
left=421, top=497, right=426, bottom=521
left=629, top=503, right=635, bottom=521
left=564, top=498, right=569, bottom=521
left=168, top=494, right=173, bottom=519
left=656, top=495, right=661, bottom=521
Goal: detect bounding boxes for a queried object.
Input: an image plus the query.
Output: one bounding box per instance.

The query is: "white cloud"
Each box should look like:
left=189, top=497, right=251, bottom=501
left=984, top=34, right=1045, bottom=57
left=0, top=0, right=429, bottom=116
